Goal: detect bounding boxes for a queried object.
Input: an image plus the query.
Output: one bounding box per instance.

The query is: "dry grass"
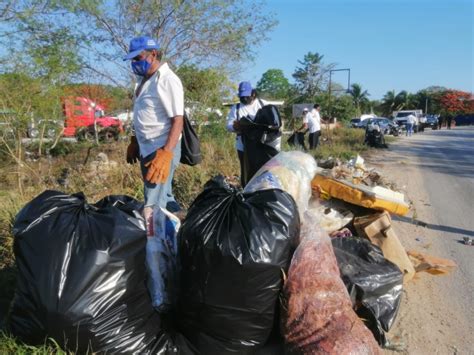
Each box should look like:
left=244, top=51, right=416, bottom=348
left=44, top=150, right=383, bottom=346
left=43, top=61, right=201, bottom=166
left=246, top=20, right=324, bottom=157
left=0, top=124, right=373, bottom=351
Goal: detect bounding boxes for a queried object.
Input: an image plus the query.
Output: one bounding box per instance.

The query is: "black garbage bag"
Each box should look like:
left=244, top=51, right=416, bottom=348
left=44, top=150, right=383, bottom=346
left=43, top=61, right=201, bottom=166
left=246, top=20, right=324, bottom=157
left=286, top=132, right=307, bottom=150
left=241, top=136, right=279, bottom=187
left=239, top=106, right=281, bottom=187
left=178, top=176, right=300, bottom=354
left=8, top=191, right=178, bottom=354
left=331, top=237, right=404, bottom=346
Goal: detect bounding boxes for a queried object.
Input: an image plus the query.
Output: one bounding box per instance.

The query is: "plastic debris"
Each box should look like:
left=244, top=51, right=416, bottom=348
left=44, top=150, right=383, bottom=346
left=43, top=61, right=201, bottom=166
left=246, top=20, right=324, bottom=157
left=312, top=173, right=410, bottom=216
left=146, top=207, right=181, bottom=312
left=463, top=237, right=473, bottom=246
left=332, top=237, right=404, bottom=346
left=348, top=154, right=366, bottom=170
left=245, top=151, right=318, bottom=218
left=281, top=211, right=382, bottom=355
left=309, top=205, right=354, bottom=234
left=329, top=227, right=353, bottom=238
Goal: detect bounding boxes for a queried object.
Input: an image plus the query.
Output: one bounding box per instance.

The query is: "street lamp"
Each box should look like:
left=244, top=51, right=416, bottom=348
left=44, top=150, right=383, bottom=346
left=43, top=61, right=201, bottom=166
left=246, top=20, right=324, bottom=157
left=328, top=68, right=351, bottom=121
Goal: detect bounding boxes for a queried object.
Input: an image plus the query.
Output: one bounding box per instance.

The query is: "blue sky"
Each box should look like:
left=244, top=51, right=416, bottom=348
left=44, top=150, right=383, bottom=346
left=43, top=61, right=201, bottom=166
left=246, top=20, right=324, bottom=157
left=241, top=0, right=473, bottom=100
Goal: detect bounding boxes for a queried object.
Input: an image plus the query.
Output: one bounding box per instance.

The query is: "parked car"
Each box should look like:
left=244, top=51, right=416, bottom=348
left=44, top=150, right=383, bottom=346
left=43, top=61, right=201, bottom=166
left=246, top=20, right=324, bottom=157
left=355, top=119, right=369, bottom=129
left=393, top=110, right=423, bottom=127
left=349, top=118, right=361, bottom=128
left=355, top=117, right=387, bottom=131
left=423, top=115, right=438, bottom=130
left=364, top=117, right=400, bottom=136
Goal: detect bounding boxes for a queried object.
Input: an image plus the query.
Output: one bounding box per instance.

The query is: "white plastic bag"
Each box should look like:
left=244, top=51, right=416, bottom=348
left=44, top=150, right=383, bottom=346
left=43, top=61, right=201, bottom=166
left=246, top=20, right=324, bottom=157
left=244, top=151, right=318, bottom=218
left=146, top=207, right=180, bottom=311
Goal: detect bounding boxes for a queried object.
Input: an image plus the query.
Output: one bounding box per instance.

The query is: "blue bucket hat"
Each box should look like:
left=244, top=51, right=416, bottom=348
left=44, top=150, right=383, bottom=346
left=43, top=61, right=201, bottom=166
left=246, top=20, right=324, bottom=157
left=238, top=81, right=253, bottom=97
left=123, top=36, right=160, bottom=61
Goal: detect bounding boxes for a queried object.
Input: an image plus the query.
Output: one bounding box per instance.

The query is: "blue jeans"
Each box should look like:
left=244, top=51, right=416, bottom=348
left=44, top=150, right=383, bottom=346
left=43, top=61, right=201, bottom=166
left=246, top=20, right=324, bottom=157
left=140, top=142, right=181, bottom=211
left=405, top=123, right=413, bottom=136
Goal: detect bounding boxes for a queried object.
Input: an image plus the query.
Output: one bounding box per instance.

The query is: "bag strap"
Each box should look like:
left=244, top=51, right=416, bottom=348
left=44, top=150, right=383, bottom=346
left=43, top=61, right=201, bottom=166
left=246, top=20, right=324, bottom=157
left=235, top=103, right=240, bottom=121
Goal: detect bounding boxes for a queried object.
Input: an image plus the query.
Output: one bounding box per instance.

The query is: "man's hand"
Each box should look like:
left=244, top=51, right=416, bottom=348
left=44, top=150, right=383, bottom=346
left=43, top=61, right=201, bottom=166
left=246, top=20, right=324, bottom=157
left=126, top=136, right=140, bottom=164
left=233, top=120, right=241, bottom=132
left=144, top=149, right=173, bottom=184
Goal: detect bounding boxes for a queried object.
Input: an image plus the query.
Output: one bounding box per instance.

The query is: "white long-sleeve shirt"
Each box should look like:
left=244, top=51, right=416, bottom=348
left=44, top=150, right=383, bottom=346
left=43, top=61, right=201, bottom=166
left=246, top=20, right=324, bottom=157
left=226, top=99, right=266, bottom=152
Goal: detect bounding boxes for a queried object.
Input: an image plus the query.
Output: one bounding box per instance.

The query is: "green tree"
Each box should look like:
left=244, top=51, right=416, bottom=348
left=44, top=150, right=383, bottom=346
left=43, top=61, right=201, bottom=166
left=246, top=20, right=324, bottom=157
left=413, top=88, right=447, bottom=115
left=311, top=93, right=357, bottom=122
left=349, top=83, right=370, bottom=116
left=0, top=71, right=65, bottom=162
left=256, top=69, right=290, bottom=100
left=380, top=90, right=408, bottom=116
left=25, top=28, right=82, bottom=83
left=176, top=65, right=233, bottom=127
left=292, top=52, right=335, bottom=99
left=3, top=0, right=277, bottom=85
left=370, top=100, right=382, bottom=116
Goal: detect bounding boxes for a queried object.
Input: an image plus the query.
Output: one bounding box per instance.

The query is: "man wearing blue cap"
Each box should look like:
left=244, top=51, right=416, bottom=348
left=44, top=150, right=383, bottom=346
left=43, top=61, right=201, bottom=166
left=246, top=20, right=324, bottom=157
left=123, top=35, right=184, bottom=230
left=226, top=81, right=281, bottom=186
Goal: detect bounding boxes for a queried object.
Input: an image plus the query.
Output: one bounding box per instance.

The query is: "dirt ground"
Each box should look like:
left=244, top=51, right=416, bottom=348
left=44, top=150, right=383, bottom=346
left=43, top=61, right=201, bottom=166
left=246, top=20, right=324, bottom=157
left=364, top=145, right=473, bottom=355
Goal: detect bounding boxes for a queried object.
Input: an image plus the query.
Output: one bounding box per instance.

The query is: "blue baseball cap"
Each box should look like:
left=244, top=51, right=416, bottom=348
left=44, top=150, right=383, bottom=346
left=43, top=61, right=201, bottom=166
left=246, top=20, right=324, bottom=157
left=238, top=81, right=253, bottom=97
left=123, top=36, right=160, bottom=61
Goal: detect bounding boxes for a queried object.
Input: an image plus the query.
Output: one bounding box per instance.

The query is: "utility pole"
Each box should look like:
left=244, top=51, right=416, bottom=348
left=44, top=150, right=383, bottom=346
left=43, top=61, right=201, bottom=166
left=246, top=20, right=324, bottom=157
left=328, top=73, right=332, bottom=120
left=328, top=68, right=351, bottom=120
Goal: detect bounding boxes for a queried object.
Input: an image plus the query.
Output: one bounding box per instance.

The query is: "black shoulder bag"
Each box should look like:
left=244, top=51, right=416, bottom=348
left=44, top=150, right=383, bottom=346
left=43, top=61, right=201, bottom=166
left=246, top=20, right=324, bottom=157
left=180, top=112, right=202, bottom=166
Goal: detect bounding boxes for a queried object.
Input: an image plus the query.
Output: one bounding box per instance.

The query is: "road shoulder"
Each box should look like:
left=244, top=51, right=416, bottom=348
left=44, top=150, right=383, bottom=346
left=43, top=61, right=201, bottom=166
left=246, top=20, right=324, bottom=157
left=365, top=137, right=472, bottom=354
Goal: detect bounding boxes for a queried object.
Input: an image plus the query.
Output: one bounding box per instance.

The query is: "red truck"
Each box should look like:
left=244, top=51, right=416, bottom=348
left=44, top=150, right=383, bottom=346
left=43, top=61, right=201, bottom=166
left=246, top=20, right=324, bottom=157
left=62, top=97, right=123, bottom=141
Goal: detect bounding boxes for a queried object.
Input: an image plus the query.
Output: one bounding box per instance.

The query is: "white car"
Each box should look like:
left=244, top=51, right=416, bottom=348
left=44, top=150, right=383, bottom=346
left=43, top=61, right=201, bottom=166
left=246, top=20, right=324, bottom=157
left=115, top=111, right=133, bottom=123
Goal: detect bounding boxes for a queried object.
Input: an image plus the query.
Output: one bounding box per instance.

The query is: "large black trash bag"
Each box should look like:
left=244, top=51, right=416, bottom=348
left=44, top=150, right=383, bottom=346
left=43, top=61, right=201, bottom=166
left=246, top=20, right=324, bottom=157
left=331, top=237, right=404, bottom=346
left=178, top=176, right=300, bottom=354
left=241, top=136, right=279, bottom=187
left=8, top=190, right=177, bottom=354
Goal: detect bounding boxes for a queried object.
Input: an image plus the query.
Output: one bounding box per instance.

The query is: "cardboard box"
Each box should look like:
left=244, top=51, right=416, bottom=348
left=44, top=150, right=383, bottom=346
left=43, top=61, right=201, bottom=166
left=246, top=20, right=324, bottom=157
left=354, top=211, right=415, bottom=283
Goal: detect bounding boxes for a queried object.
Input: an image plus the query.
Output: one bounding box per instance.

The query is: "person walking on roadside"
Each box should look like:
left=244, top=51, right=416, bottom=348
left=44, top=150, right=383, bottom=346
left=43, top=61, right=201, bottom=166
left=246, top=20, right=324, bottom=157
left=419, top=115, right=427, bottom=132
left=226, top=81, right=281, bottom=186
left=123, top=35, right=184, bottom=229
left=413, top=114, right=420, bottom=133
left=406, top=114, right=416, bottom=136
left=294, top=107, right=310, bottom=150
left=446, top=114, right=453, bottom=129
left=308, top=104, right=322, bottom=149
left=437, top=115, right=443, bottom=129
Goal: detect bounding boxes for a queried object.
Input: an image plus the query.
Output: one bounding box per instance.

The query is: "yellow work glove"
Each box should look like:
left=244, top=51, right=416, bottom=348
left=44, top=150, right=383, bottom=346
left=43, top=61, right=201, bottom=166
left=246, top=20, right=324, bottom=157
left=144, top=149, right=173, bottom=184
left=126, top=136, right=140, bottom=164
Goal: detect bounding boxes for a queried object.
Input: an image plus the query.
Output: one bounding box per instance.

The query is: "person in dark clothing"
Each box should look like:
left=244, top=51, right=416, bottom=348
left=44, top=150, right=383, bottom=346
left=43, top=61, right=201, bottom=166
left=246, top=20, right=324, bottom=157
left=438, top=115, right=443, bottom=129
left=226, top=82, right=281, bottom=186
left=294, top=107, right=310, bottom=151
left=446, top=115, right=453, bottom=129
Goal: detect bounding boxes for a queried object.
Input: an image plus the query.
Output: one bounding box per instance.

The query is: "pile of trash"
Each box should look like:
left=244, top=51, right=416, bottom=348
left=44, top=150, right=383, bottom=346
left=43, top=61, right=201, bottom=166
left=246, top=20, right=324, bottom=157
left=314, top=155, right=409, bottom=216
left=318, top=155, right=398, bottom=190
left=309, top=154, right=458, bottom=346
left=5, top=151, right=456, bottom=354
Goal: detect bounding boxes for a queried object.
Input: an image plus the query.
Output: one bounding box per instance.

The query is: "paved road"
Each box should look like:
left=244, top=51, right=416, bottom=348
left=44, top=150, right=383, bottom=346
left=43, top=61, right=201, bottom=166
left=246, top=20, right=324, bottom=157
left=391, top=126, right=474, bottom=330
